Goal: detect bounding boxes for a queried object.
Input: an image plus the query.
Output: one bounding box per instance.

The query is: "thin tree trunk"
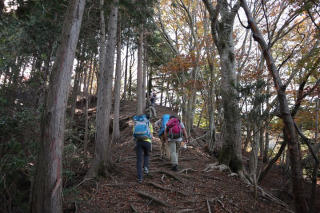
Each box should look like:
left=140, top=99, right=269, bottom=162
left=160, top=75, right=164, bottom=106
left=70, top=59, right=82, bottom=123
left=147, top=66, right=153, bottom=97
left=142, top=45, right=147, bottom=110
left=249, top=123, right=259, bottom=186
left=197, top=106, right=204, bottom=128
left=137, top=29, right=144, bottom=114
left=89, top=57, right=96, bottom=96
left=113, top=17, right=122, bottom=143
left=123, top=37, right=129, bottom=100
left=31, top=0, right=86, bottom=212
left=263, top=79, right=271, bottom=162
left=128, top=49, right=134, bottom=100
left=87, top=0, right=118, bottom=178
left=203, top=7, right=216, bottom=153
left=84, top=57, right=93, bottom=153
left=241, top=1, right=308, bottom=211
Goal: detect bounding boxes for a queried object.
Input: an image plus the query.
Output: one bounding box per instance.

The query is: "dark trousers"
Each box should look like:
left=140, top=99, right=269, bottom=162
left=136, top=140, right=151, bottom=180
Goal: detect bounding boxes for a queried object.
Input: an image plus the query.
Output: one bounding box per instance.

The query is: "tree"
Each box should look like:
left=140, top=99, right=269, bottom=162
left=87, top=0, right=119, bottom=178
left=113, top=16, right=122, bottom=143
left=240, top=0, right=308, bottom=211
left=137, top=29, right=144, bottom=114
left=202, top=0, right=243, bottom=173
left=31, top=0, right=86, bottom=212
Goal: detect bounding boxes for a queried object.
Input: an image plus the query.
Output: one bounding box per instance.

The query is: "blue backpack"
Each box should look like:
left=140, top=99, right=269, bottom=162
left=158, top=114, right=170, bottom=136
left=133, top=114, right=151, bottom=140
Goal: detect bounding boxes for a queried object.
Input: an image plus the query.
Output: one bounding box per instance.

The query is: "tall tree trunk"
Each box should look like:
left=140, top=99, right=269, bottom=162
left=147, top=66, right=153, bottom=96
left=123, top=37, right=129, bottom=100
left=89, top=58, right=96, bottom=96
left=70, top=59, right=82, bottom=123
left=128, top=50, right=134, bottom=100
left=31, top=0, right=86, bottom=212
left=160, top=75, right=164, bottom=106
left=113, top=18, right=121, bottom=143
left=263, top=79, right=271, bottom=162
left=84, top=57, right=93, bottom=153
left=249, top=123, right=259, bottom=186
left=197, top=106, right=204, bottom=128
left=136, top=29, right=144, bottom=114
left=142, top=46, right=147, bottom=110
left=203, top=0, right=243, bottom=172
left=241, top=0, right=308, bottom=211
left=87, top=0, right=118, bottom=178
left=204, top=7, right=216, bottom=153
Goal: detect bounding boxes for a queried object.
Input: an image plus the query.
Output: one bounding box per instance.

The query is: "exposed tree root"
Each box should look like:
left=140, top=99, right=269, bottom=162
left=206, top=199, right=212, bottom=213
left=136, top=190, right=170, bottom=207
left=147, top=181, right=188, bottom=196
left=151, top=170, right=183, bottom=183
left=256, top=186, right=293, bottom=212
left=177, top=168, right=198, bottom=174
left=203, top=163, right=230, bottom=173
left=176, top=209, right=195, bottom=213
left=130, top=204, right=139, bottom=212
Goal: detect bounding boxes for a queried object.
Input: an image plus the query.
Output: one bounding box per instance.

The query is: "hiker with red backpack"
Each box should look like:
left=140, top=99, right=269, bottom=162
left=164, top=115, right=188, bottom=171
left=133, top=114, right=153, bottom=183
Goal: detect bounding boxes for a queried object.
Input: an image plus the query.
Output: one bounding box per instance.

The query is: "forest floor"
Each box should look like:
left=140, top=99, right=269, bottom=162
left=63, top=100, right=320, bottom=213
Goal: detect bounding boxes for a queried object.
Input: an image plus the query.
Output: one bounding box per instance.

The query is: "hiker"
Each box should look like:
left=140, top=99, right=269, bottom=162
left=145, top=104, right=157, bottom=119
left=155, top=114, right=171, bottom=159
left=145, top=93, right=157, bottom=119
left=133, top=114, right=153, bottom=183
left=150, top=92, right=156, bottom=106
left=164, top=115, right=188, bottom=171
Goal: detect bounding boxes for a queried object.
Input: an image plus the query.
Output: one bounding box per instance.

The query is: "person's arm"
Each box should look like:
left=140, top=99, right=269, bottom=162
left=149, top=123, right=153, bottom=135
left=155, top=119, right=161, bottom=128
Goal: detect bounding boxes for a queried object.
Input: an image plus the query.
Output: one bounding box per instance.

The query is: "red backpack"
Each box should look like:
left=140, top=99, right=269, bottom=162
left=166, top=118, right=182, bottom=139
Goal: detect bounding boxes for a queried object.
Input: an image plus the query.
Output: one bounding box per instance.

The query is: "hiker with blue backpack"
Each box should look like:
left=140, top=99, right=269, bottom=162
left=133, top=114, right=153, bottom=183
left=155, top=114, right=171, bottom=159
left=164, top=115, right=188, bottom=171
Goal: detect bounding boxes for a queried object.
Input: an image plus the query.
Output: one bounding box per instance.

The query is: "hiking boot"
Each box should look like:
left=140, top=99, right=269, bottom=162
left=144, top=167, right=149, bottom=174
left=171, top=165, right=178, bottom=171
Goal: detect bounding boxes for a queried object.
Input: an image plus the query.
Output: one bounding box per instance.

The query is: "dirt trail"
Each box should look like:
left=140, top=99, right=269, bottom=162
left=66, top=101, right=299, bottom=213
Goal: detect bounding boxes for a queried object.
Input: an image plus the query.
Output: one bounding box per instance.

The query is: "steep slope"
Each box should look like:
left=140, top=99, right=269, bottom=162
left=63, top=100, right=317, bottom=213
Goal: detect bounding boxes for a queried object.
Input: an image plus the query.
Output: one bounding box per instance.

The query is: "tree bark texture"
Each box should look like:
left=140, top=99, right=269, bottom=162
left=202, top=0, right=242, bottom=172
left=142, top=47, right=147, bottom=110
left=31, top=0, right=86, bottom=212
left=88, top=0, right=118, bottom=178
left=123, top=38, right=129, bottom=100
left=113, top=18, right=121, bottom=143
left=136, top=30, right=144, bottom=114
left=240, top=0, right=308, bottom=212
